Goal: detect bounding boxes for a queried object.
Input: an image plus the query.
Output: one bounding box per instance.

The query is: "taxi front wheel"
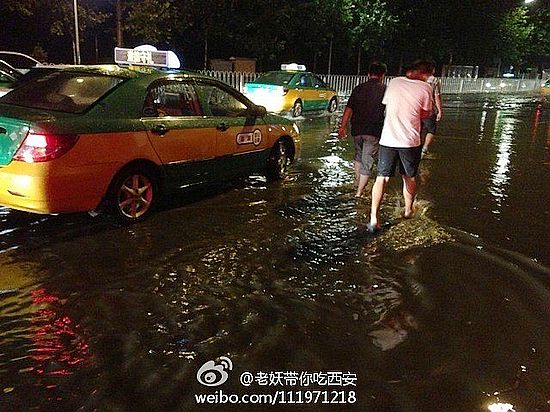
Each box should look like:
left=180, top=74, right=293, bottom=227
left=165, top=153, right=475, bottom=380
left=292, top=100, right=303, bottom=117
left=107, top=166, right=158, bottom=223
left=266, top=140, right=290, bottom=181
left=328, top=97, right=338, bottom=113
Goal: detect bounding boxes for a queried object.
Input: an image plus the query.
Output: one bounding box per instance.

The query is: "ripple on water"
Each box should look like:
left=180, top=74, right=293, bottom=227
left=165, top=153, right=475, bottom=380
left=0, top=142, right=548, bottom=410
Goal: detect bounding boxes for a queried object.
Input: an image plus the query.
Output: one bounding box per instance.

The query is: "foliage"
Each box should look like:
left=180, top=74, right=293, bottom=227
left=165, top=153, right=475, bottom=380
left=340, top=0, right=397, bottom=54
left=125, top=0, right=183, bottom=44
left=1, top=0, right=549, bottom=73
left=50, top=1, right=109, bottom=42
left=498, top=7, right=535, bottom=67
left=4, top=0, right=109, bottom=42
left=2, top=0, right=40, bottom=16
left=524, top=7, right=550, bottom=68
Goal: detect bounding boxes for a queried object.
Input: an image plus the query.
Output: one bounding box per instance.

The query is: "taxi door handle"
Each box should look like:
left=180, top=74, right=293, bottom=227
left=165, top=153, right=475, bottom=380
left=217, top=122, right=229, bottom=131
left=151, top=124, right=168, bottom=135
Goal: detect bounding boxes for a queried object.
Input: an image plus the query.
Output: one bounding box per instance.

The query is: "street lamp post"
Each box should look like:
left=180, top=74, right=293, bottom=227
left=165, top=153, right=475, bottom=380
left=116, top=0, right=124, bottom=47
left=73, top=0, right=81, bottom=64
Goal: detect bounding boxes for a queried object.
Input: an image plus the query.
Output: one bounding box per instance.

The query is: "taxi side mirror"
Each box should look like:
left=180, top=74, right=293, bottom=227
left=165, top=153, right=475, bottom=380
left=143, top=106, right=158, bottom=117
left=248, top=105, right=267, bottom=117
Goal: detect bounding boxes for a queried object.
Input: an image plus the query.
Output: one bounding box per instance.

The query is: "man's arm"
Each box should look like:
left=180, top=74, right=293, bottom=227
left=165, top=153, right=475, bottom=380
left=435, top=92, right=443, bottom=121
left=338, top=106, right=353, bottom=139
left=420, top=86, right=433, bottom=119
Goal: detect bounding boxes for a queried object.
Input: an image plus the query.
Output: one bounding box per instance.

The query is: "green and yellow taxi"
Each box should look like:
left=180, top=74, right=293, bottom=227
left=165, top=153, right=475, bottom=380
left=243, top=64, right=338, bottom=117
left=0, top=48, right=300, bottom=223
left=542, top=79, right=550, bottom=94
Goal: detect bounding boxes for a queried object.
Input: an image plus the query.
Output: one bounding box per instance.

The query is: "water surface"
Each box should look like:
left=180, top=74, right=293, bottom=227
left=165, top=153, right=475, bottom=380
left=0, top=93, right=548, bottom=411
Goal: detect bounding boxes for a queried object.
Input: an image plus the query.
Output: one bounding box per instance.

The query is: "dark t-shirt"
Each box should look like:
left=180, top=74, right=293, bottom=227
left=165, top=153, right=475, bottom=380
left=346, top=79, right=386, bottom=138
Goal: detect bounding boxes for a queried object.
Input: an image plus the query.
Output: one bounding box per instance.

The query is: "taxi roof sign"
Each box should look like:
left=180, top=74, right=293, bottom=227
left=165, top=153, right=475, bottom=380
left=281, top=63, right=306, bottom=71
left=114, top=46, right=180, bottom=69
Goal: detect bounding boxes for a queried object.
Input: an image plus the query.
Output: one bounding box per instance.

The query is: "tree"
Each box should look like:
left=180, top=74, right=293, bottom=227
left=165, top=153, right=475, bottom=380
left=524, top=6, right=550, bottom=72
left=498, top=7, right=535, bottom=72
left=2, top=0, right=548, bottom=73
left=125, top=0, right=183, bottom=45
left=50, top=1, right=109, bottom=63
left=340, top=0, right=398, bottom=74
left=3, top=0, right=109, bottom=63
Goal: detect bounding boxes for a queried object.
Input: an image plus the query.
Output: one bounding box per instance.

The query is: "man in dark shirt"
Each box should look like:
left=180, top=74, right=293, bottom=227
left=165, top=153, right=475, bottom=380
left=338, top=62, right=387, bottom=198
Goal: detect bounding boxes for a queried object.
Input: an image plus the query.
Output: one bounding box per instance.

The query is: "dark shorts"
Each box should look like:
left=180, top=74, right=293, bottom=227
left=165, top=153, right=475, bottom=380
left=377, top=145, right=423, bottom=177
left=422, top=113, right=437, bottom=135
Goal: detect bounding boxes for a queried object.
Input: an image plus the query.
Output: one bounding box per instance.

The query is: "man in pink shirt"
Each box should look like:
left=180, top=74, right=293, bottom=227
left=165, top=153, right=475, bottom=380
left=368, top=60, right=434, bottom=232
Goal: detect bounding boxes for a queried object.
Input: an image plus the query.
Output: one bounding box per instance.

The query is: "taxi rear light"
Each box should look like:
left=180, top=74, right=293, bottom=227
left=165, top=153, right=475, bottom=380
left=14, top=132, right=79, bottom=163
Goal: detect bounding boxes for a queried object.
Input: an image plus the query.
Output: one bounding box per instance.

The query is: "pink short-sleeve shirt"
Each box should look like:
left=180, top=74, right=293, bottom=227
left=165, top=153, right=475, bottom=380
left=380, top=77, right=433, bottom=148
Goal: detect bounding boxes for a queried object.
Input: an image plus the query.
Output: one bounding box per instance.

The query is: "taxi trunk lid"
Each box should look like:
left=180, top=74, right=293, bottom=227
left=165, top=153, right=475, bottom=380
left=0, top=116, right=30, bottom=166
left=0, top=104, right=69, bottom=166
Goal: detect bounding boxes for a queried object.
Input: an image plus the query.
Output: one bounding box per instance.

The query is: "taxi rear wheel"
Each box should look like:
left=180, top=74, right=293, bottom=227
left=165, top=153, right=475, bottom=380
left=108, top=166, right=158, bottom=223
left=266, top=139, right=290, bottom=181
left=328, top=97, right=338, bottom=113
left=292, top=100, right=303, bottom=117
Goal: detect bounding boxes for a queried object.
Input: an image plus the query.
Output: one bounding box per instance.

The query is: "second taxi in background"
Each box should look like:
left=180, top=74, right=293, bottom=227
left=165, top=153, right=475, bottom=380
left=244, top=64, right=338, bottom=117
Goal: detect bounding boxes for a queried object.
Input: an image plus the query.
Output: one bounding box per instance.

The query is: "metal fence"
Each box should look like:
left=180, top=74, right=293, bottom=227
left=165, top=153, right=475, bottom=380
left=438, top=77, right=541, bottom=94
left=201, top=70, right=260, bottom=94
left=200, top=70, right=542, bottom=98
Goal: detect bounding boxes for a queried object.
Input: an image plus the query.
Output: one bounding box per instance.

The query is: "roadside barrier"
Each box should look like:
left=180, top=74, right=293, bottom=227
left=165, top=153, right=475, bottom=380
left=200, top=70, right=543, bottom=99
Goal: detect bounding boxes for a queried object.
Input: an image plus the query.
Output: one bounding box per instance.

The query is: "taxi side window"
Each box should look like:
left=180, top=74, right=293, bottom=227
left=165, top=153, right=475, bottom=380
left=195, top=83, right=248, bottom=117
left=298, top=74, right=312, bottom=87
left=312, top=75, right=326, bottom=88
left=144, top=82, right=201, bottom=117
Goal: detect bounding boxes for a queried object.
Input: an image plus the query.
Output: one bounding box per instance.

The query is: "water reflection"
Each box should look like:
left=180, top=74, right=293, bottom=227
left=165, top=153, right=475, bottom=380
left=28, top=288, right=90, bottom=376
left=487, top=402, right=515, bottom=412
left=318, top=155, right=350, bottom=188
left=0, top=263, right=91, bottom=410
left=489, top=111, right=516, bottom=211
left=479, top=109, right=488, bottom=140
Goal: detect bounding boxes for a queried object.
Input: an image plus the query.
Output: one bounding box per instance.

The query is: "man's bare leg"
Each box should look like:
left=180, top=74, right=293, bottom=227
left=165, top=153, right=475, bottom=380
left=402, top=175, right=417, bottom=218
left=369, top=176, right=390, bottom=229
left=356, top=174, right=369, bottom=198
left=422, top=133, right=434, bottom=155
left=354, top=161, right=361, bottom=187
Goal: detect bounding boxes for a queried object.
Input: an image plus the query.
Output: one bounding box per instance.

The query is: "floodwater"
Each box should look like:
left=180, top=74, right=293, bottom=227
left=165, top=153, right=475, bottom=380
left=0, top=93, right=549, bottom=412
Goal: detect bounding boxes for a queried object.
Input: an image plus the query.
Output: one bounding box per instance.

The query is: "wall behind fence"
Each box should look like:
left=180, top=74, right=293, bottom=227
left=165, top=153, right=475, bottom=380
left=200, top=70, right=542, bottom=98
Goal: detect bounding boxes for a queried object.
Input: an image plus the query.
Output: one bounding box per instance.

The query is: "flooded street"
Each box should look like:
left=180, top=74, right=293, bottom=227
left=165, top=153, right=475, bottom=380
left=0, top=93, right=549, bottom=411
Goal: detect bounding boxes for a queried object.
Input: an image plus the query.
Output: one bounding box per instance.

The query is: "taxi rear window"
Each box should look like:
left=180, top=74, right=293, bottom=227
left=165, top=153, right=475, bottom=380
left=0, top=71, right=123, bottom=113
left=254, top=72, right=295, bottom=85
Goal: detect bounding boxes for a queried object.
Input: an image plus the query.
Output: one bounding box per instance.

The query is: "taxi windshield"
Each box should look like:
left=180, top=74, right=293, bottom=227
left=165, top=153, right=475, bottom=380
left=254, top=72, right=296, bottom=85
left=0, top=71, right=123, bottom=113
left=0, top=61, right=21, bottom=81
